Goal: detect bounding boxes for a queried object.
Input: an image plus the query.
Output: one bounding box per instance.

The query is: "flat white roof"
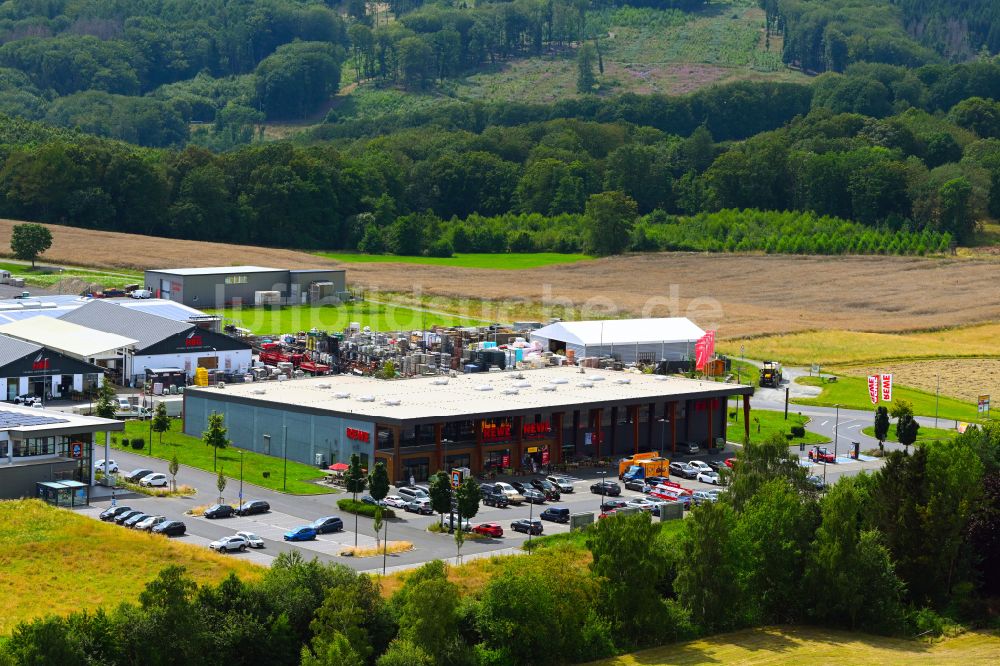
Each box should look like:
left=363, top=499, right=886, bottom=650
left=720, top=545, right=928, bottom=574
left=0, top=316, right=137, bottom=357
left=188, top=366, right=750, bottom=424
left=0, top=403, right=123, bottom=435
left=531, top=318, right=705, bottom=347
left=149, top=266, right=282, bottom=276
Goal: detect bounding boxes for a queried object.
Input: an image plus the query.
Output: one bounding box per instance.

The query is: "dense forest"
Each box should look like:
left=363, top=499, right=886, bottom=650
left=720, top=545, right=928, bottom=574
left=3, top=426, right=997, bottom=664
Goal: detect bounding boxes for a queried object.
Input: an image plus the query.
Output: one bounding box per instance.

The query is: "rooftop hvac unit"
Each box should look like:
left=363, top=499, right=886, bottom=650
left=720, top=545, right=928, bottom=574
left=550, top=378, right=569, bottom=385
left=475, top=385, right=493, bottom=391
left=540, top=385, right=557, bottom=392
left=316, top=383, right=331, bottom=389
left=384, top=399, right=401, bottom=406
left=333, top=392, right=350, bottom=399
left=500, top=389, right=519, bottom=395
left=431, top=378, right=449, bottom=385
left=357, top=395, right=375, bottom=402
left=587, top=375, right=606, bottom=381
left=578, top=381, right=594, bottom=388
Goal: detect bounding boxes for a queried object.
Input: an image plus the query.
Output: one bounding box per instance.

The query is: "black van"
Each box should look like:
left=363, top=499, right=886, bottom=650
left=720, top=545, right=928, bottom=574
left=480, top=484, right=509, bottom=508
left=540, top=507, right=570, bottom=523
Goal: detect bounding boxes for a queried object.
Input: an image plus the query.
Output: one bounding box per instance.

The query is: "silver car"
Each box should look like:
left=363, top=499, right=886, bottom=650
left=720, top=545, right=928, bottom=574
left=209, top=535, right=248, bottom=553
left=236, top=531, right=265, bottom=548
left=546, top=475, right=575, bottom=493
left=135, top=515, right=166, bottom=531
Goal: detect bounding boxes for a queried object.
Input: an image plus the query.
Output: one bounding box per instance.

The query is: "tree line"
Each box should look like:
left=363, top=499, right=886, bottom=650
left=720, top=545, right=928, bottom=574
left=3, top=424, right=996, bottom=664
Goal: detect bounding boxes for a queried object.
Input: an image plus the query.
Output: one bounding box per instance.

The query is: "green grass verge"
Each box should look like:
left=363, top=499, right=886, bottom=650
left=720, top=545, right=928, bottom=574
left=103, top=420, right=332, bottom=495
left=336, top=498, right=396, bottom=520
left=316, top=251, right=592, bottom=269
left=726, top=407, right=828, bottom=446
left=793, top=376, right=984, bottom=423
left=0, top=260, right=142, bottom=290
left=205, top=301, right=488, bottom=336
left=860, top=424, right=959, bottom=446
left=0, top=499, right=261, bottom=634
left=525, top=517, right=687, bottom=552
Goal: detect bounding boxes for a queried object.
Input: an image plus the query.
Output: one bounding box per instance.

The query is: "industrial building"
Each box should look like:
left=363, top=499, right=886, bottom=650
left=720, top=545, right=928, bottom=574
left=184, top=366, right=752, bottom=484
left=0, top=334, right=108, bottom=400
left=0, top=404, right=122, bottom=500
left=0, top=294, right=218, bottom=328
left=529, top=318, right=706, bottom=365
left=143, top=266, right=347, bottom=308
left=59, top=300, right=252, bottom=385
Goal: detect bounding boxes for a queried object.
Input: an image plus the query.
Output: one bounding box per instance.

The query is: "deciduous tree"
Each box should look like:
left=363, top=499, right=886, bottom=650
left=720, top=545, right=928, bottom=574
left=10, top=222, right=51, bottom=267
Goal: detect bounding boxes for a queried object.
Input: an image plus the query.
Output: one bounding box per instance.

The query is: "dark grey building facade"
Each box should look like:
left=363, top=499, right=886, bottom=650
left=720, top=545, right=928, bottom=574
left=144, top=266, right=347, bottom=308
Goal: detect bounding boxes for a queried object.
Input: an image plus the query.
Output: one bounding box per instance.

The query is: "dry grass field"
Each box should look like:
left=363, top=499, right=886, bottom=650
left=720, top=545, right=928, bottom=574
left=839, top=359, right=1000, bottom=403
left=0, top=500, right=262, bottom=634
left=589, top=625, right=1000, bottom=666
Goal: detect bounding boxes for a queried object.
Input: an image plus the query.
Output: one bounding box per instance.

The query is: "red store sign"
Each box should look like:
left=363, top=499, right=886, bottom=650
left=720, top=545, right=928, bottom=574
left=482, top=421, right=513, bottom=442
left=346, top=427, right=370, bottom=443
left=522, top=420, right=551, bottom=438
left=185, top=335, right=204, bottom=348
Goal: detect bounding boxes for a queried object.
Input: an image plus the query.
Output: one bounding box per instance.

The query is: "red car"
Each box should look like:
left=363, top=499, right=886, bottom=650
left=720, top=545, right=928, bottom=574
left=472, top=522, right=503, bottom=537
left=809, top=446, right=836, bottom=463
left=724, top=458, right=737, bottom=469
left=598, top=510, right=618, bottom=520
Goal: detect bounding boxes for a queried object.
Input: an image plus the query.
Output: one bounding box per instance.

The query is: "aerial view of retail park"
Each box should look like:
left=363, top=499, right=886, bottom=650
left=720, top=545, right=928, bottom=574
left=1, top=1, right=999, bottom=664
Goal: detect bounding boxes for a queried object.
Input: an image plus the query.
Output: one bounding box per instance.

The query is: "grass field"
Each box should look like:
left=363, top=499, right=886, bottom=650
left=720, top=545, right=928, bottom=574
left=105, top=420, right=333, bottom=495
left=719, top=325, right=1000, bottom=366
left=0, top=260, right=141, bottom=290
left=838, top=359, right=1000, bottom=404
left=793, top=376, right=983, bottom=423
left=588, top=625, right=1000, bottom=665
left=0, top=499, right=261, bottom=634
left=315, top=252, right=592, bottom=270
left=861, top=424, right=959, bottom=446
left=207, top=300, right=487, bottom=335
left=729, top=408, right=828, bottom=446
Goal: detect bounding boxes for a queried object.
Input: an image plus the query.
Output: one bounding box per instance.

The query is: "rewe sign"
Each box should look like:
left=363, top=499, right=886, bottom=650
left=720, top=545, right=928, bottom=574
left=867, top=374, right=893, bottom=404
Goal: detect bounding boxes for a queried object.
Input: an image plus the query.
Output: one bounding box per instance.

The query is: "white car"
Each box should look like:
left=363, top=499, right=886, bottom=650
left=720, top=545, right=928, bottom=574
left=95, top=459, right=119, bottom=474
left=692, top=490, right=719, bottom=505
left=697, top=471, right=721, bottom=485
left=493, top=482, right=525, bottom=504
left=625, top=498, right=656, bottom=512
left=236, top=531, right=265, bottom=548
left=546, top=475, right=575, bottom=493
left=209, top=535, right=248, bottom=553
left=382, top=495, right=408, bottom=509
left=440, top=515, right=471, bottom=531
left=688, top=461, right=713, bottom=474
left=130, top=289, right=153, bottom=299
left=139, top=472, right=169, bottom=487
left=136, top=515, right=166, bottom=531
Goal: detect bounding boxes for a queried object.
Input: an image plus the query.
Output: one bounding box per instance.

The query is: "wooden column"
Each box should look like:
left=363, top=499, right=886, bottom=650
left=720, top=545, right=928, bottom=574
left=631, top=405, right=640, bottom=455
left=553, top=412, right=563, bottom=465
left=743, top=394, right=751, bottom=443
left=392, top=425, right=401, bottom=484
left=669, top=402, right=677, bottom=456
left=434, top=423, right=443, bottom=472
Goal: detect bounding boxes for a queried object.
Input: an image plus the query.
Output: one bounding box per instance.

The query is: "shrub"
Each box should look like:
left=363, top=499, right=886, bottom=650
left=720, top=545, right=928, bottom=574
left=121, top=438, right=129, bottom=448
left=336, top=498, right=395, bottom=519
left=790, top=425, right=806, bottom=438
left=130, top=437, right=145, bottom=450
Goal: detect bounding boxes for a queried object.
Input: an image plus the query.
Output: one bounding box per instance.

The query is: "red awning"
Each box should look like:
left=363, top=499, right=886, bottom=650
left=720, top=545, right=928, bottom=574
left=328, top=462, right=349, bottom=471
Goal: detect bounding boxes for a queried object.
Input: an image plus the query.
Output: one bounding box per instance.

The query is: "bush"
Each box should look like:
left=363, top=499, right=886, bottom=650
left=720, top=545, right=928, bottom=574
left=121, top=438, right=129, bottom=448
left=336, top=498, right=395, bottom=519
left=130, top=437, right=145, bottom=450
left=790, top=425, right=806, bottom=438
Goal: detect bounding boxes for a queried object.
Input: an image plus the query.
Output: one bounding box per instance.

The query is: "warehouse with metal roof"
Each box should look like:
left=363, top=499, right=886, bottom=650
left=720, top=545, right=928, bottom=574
left=0, top=334, right=107, bottom=402
left=184, top=366, right=752, bottom=484
left=529, top=318, right=706, bottom=364
left=144, top=265, right=346, bottom=308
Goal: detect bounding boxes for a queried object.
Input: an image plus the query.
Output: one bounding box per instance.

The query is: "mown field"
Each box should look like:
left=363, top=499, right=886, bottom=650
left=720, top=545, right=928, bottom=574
left=839, top=359, right=1000, bottom=404
left=861, top=423, right=959, bottom=446
left=793, top=376, right=983, bottom=423
left=0, top=499, right=262, bottom=634
left=728, top=408, right=828, bottom=446
left=589, top=625, right=1000, bottom=666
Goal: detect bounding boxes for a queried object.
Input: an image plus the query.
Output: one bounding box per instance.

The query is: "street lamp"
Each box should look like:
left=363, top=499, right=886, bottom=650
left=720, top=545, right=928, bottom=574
left=657, top=417, right=669, bottom=457
left=527, top=491, right=534, bottom=547
left=599, top=469, right=607, bottom=513
left=282, top=425, right=288, bottom=492
left=238, top=449, right=244, bottom=511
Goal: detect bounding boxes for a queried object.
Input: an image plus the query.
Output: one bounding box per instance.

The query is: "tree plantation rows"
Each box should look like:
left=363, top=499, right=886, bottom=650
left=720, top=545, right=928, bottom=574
left=4, top=425, right=997, bottom=665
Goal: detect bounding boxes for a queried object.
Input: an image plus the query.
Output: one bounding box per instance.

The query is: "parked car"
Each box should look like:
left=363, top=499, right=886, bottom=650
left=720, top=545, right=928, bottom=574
left=601, top=498, right=630, bottom=512
left=397, top=487, right=427, bottom=503
left=123, top=512, right=151, bottom=528
left=598, top=510, right=618, bottom=520
left=697, top=471, right=721, bottom=485
left=440, top=515, right=471, bottom=531
left=589, top=480, right=621, bottom=496
left=472, top=522, right=503, bottom=537
left=130, top=289, right=153, bottom=299
left=99, top=505, right=132, bottom=521
left=806, top=475, right=826, bottom=491
left=511, top=519, right=543, bottom=535
left=724, top=458, right=736, bottom=468
left=481, top=488, right=509, bottom=508
left=405, top=498, right=434, bottom=515
left=624, top=477, right=649, bottom=492
left=644, top=475, right=669, bottom=488
left=135, top=515, right=166, bottom=531
left=139, top=473, right=168, bottom=488
left=284, top=526, right=318, bottom=541
left=13, top=394, right=40, bottom=406
left=493, top=482, right=525, bottom=504
left=124, top=468, right=155, bottom=483
left=679, top=441, right=701, bottom=455
left=521, top=488, right=547, bottom=505
left=809, top=446, right=836, bottom=463
left=203, top=504, right=236, bottom=519
left=625, top=498, right=656, bottom=512
left=382, top=495, right=408, bottom=509
left=360, top=495, right=378, bottom=506
left=209, top=535, right=248, bottom=553
left=530, top=478, right=561, bottom=500
left=540, top=507, right=570, bottom=523
left=236, top=500, right=270, bottom=516
left=688, top=461, right=713, bottom=474
left=708, top=460, right=727, bottom=472
left=311, top=516, right=344, bottom=534
left=152, top=520, right=186, bottom=537
left=692, top=490, right=719, bottom=505
left=114, top=510, right=143, bottom=525
left=94, top=459, right=118, bottom=474
left=546, top=475, right=575, bottom=493
left=236, top=531, right=265, bottom=548
left=669, top=462, right=698, bottom=480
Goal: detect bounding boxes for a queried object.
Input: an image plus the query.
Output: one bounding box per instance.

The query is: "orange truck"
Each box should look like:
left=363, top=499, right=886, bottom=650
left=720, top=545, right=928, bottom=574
left=618, top=453, right=670, bottom=481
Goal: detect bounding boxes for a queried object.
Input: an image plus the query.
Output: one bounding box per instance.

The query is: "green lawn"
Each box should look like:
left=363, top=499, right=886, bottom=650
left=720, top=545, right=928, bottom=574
left=861, top=423, right=959, bottom=446
left=315, top=252, right=591, bottom=269
left=728, top=407, right=828, bottom=446
left=794, top=376, right=984, bottom=423
left=206, top=301, right=488, bottom=336
left=0, top=260, right=141, bottom=290
left=103, top=420, right=333, bottom=495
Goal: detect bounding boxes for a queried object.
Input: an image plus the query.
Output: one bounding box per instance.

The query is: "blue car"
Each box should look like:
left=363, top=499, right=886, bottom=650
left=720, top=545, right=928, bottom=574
left=283, top=526, right=318, bottom=542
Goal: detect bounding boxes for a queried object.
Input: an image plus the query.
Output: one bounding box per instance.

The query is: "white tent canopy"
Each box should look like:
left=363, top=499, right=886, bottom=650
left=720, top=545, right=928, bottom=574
left=0, top=316, right=137, bottom=359
left=530, top=318, right=705, bottom=363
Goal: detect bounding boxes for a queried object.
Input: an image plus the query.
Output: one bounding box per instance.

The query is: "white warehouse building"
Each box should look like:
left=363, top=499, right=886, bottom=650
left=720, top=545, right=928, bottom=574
left=529, top=318, right=705, bottom=364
